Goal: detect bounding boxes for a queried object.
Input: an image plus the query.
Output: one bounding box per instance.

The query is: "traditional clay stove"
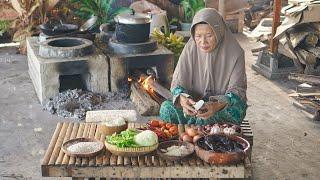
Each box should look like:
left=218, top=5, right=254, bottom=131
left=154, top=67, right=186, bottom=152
left=27, top=37, right=108, bottom=104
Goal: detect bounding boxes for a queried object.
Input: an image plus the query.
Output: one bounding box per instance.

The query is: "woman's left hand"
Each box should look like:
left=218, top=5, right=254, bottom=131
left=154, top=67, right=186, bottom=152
left=196, top=102, right=227, bottom=120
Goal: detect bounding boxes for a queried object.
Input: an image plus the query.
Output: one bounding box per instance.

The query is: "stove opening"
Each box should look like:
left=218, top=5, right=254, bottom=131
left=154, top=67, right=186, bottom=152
left=48, top=39, right=84, bottom=47
left=59, top=74, right=87, bottom=92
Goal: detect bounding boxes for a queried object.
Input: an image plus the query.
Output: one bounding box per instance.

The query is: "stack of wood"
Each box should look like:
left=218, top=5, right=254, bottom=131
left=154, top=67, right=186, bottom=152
left=274, top=1, right=320, bottom=75
left=283, top=22, right=320, bottom=75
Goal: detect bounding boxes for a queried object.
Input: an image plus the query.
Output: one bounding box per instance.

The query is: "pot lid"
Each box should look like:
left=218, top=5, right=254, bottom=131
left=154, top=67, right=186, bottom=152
left=115, top=11, right=151, bottom=24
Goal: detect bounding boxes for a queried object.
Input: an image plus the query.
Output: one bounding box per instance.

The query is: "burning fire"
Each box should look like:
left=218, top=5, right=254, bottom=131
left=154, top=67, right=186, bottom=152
left=139, top=75, right=155, bottom=93
left=128, top=77, right=133, bottom=82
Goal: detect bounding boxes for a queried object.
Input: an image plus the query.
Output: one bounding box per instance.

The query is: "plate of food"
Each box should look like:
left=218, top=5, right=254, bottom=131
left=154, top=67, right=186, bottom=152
left=195, top=134, right=250, bottom=165
left=157, top=140, right=194, bottom=161
left=62, top=137, right=104, bottom=158
left=144, top=119, right=179, bottom=142
left=98, top=116, right=128, bottom=135
left=105, top=129, right=159, bottom=157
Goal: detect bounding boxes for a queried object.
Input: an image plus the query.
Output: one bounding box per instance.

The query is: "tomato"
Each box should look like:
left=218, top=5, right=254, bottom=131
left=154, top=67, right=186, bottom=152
left=165, top=123, right=174, bottom=129
left=169, top=126, right=178, bottom=135
left=159, top=121, right=166, bottom=128
left=149, top=120, right=159, bottom=127
left=163, top=129, right=172, bottom=138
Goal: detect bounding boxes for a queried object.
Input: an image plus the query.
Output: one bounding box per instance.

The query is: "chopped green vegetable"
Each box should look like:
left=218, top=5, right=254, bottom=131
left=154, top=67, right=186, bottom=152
left=106, top=129, right=140, bottom=148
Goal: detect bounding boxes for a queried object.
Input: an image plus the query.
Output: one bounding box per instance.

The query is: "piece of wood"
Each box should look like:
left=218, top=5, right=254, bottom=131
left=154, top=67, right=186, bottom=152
left=270, top=0, right=282, bottom=53
left=305, top=46, right=320, bottom=57
left=42, top=123, right=63, bottom=165
left=62, top=123, right=79, bottom=165
left=289, top=73, right=320, bottom=85
left=69, top=123, right=85, bottom=165
left=48, top=122, right=69, bottom=165
left=135, top=73, right=172, bottom=100
left=296, top=48, right=317, bottom=64
left=56, top=123, right=73, bottom=165
left=288, top=92, right=320, bottom=97
left=96, top=126, right=104, bottom=166
left=44, top=165, right=245, bottom=178
left=130, top=82, right=160, bottom=116
left=219, top=0, right=226, bottom=19
left=81, top=123, right=92, bottom=166
left=285, top=33, right=305, bottom=73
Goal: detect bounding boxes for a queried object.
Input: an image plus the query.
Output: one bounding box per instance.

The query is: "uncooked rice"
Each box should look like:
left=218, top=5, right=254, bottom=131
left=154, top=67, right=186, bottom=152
left=67, top=142, right=102, bottom=154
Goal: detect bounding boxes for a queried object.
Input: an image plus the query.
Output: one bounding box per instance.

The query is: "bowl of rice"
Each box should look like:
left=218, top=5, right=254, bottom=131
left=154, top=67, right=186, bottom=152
left=98, top=117, right=128, bottom=135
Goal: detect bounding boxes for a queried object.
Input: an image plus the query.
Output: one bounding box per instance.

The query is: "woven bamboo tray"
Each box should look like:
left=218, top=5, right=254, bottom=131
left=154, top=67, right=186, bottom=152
left=105, top=142, right=158, bottom=157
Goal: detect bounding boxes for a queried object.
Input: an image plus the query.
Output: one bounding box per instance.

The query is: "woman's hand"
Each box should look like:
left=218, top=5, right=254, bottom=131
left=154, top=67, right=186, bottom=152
left=179, top=95, right=197, bottom=116
left=196, top=102, right=227, bottom=120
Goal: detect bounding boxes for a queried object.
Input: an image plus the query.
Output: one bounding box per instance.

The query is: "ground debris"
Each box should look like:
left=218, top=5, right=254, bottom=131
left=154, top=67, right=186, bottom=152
left=44, top=89, right=130, bottom=120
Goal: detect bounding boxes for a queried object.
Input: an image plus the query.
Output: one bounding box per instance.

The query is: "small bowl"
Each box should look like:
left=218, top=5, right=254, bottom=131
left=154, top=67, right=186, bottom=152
left=62, top=137, right=104, bottom=158
left=98, top=121, right=128, bottom=135
left=157, top=140, right=194, bottom=161
left=195, top=135, right=250, bottom=165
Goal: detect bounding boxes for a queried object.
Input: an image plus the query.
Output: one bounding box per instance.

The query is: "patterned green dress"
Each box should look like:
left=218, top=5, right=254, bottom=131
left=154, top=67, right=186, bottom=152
left=159, top=86, right=247, bottom=125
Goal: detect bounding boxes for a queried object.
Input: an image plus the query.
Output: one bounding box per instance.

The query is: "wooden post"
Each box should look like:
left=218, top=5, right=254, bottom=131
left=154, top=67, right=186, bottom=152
left=218, top=0, right=226, bottom=19
left=270, top=0, right=282, bottom=53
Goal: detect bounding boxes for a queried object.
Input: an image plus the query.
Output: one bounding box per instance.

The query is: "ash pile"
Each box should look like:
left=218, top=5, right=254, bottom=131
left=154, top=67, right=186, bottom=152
left=44, top=89, right=132, bottom=120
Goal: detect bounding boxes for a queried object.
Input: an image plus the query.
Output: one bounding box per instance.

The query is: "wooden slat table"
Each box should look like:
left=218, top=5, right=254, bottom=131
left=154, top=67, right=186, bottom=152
left=42, top=120, right=253, bottom=179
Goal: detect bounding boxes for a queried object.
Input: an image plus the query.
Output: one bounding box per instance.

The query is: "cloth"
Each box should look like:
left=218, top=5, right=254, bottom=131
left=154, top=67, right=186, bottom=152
left=159, top=89, right=247, bottom=125
left=171, top=8, right=247, bottom=101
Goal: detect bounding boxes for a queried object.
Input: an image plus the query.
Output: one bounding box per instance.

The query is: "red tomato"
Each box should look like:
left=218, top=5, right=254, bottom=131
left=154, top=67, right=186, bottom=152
left=149, top=120, right=159, bottom=127
left=169, top=126, right=178, bottom=135
left=159, top=121, right=166, bottom=128
left=165, top=123, right=174, bottom=129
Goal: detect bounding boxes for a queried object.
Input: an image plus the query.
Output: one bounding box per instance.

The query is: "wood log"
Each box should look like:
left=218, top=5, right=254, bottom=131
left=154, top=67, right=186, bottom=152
left=285, top=33, right=304, bottom=73
left=296, top=48, right=317, bottom=64
left=305, top=46, right=320, bottom=57
left=288, top=73, right=320, bottom=85
left=130, top=82, right=160, bottom=116
left=134, top=72, right=172, bottom=100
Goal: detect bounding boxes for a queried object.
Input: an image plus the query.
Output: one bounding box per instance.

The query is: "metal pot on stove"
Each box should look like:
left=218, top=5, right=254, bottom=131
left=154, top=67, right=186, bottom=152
left=114, top=11, right=151, bottom=43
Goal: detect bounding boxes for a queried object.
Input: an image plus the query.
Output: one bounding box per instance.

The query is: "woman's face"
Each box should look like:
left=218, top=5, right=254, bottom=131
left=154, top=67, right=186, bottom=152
left=194, top=24, right=217, bottom=53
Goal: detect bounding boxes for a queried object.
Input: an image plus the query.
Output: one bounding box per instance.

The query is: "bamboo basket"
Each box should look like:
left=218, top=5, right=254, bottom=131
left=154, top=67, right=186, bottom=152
left=105, top=142, right=158, bottom=157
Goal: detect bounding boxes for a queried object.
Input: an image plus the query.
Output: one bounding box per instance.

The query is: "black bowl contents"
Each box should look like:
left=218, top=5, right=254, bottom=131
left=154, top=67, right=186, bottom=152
left=196, top=134, right=244, bottom=153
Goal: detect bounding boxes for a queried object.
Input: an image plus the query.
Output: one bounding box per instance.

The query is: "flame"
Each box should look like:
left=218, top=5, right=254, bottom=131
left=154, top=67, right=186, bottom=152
left=140, top=75, right=155, bottom=93
left=128, top=77, right=132, bottom=82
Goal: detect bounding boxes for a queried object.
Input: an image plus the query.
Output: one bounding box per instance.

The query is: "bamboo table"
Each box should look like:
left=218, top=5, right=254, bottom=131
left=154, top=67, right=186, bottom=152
left=41, top=121, right=253, bottom=179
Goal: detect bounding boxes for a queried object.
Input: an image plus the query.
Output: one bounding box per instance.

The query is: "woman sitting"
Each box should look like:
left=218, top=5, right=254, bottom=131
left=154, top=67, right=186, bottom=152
left=160, top=8, right=247, bottom=125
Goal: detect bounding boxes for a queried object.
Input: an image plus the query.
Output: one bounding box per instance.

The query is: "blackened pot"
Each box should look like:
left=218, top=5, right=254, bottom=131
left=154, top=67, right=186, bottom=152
left=114, top=12, right=151, bottom=43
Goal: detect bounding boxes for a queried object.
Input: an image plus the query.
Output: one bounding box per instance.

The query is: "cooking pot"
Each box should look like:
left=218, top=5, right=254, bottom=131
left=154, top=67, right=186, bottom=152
left=114, top=11, right=151, bottom=43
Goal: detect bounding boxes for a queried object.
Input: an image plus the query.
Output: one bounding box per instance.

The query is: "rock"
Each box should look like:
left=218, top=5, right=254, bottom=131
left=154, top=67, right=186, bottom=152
left=34, top=128, right=43, bottom=132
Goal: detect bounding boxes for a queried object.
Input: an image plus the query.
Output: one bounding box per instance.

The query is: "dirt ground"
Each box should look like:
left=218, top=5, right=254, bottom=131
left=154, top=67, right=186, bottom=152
left=0, top=34, right=319, bottom=180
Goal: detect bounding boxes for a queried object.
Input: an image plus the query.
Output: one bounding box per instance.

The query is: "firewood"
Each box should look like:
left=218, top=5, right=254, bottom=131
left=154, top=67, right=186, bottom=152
left=289, top=73, right=320, bottom=85
left=130, top=82, right=160, bottom=116
left=296, top=48, right=317, bottom=64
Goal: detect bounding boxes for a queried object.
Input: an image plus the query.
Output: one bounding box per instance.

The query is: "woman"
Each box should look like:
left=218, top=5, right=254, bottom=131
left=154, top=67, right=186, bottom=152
left=159, top=8, right=247, bottom=125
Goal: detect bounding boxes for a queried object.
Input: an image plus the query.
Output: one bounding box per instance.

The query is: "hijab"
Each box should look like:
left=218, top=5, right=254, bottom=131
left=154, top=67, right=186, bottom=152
left=171, top=8, right=247, bottom=101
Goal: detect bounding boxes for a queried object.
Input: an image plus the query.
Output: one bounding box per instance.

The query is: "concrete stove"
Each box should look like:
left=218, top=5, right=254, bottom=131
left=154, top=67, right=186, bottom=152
left=27, top=37, right=108, bottom=105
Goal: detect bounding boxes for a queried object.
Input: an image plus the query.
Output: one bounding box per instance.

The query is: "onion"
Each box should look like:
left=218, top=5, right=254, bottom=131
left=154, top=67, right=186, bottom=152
left=193, top=135, right=202, bottom=144
left=182, top=134, right=193, bottom=143
left=186, top=127, right=198, bottom=137
left=179, top=132, right=187, bottom=141
left=210, top=126, right=222, bottom=134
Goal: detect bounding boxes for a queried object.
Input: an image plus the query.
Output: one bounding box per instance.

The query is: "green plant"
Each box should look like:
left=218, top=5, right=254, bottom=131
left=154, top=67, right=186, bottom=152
left=180, top=0, right=205, bottom=23
left=8, top=0, right=59, bottom=53
left=0, top=21, right=11, bottom=36
left=152, top=28, right=185, bottom=67
left=70, top=0, right=131, bottom=27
